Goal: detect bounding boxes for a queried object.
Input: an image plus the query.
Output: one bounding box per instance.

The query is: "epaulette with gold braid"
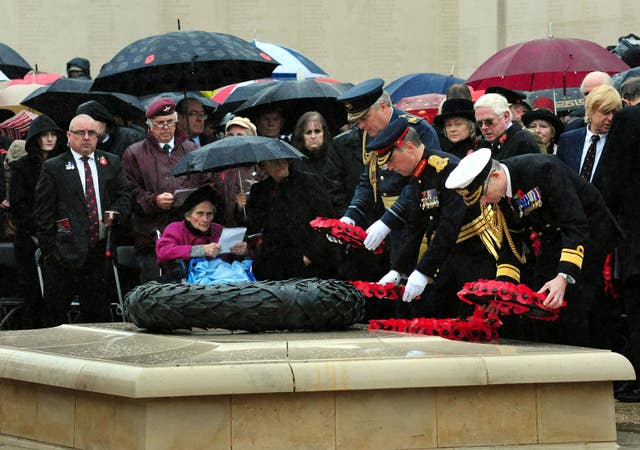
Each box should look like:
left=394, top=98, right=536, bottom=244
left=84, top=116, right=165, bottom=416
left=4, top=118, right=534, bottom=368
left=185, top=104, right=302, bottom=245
left=427, top=154, right=449, bottom=173
left=398, top=113, right=421, bottom=124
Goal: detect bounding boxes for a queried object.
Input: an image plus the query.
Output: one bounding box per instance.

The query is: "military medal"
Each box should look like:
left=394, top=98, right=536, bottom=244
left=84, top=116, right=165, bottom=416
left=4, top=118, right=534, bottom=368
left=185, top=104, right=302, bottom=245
left=514, top=187, right=542, bottom=216
left=421, top=189, right=439, bottom=210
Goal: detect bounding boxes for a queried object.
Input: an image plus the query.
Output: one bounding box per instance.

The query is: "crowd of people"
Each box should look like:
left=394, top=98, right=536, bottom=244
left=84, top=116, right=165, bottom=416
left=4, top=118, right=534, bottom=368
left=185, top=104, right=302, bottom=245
left=1, top=56, right=640, bottom=398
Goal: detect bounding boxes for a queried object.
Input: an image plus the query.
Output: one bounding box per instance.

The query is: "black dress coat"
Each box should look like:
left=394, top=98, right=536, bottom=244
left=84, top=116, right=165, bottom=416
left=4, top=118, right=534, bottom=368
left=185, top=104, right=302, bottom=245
left=35, top=149, right=131, bottom=268
left=496, top=154, right=618, bottom=345
left=246, top=166, right=336, bottom=280
left=476, top=121, right=541, bottom=160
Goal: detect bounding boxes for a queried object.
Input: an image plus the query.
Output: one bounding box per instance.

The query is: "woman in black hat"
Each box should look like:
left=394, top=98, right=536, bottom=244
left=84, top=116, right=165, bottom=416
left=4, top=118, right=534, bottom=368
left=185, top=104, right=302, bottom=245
left=522, top=108, right=565, bottom=155
left=433, top=98, right=477, bottom=159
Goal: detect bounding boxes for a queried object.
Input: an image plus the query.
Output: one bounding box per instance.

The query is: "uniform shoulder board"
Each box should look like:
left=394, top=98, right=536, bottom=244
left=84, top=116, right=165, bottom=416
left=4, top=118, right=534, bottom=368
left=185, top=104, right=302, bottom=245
left=398, top=113, right=421, bottom=124
left=427, top=154, right=449, bottom=173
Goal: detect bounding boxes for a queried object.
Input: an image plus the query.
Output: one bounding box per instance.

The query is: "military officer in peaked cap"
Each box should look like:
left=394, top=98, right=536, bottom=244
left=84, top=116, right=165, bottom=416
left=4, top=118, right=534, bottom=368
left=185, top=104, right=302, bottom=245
left=367, top=118, right=498, bottom=318
left=324, top=79, right=441, bottom=284
left=445, top=149, right=619, bottom=346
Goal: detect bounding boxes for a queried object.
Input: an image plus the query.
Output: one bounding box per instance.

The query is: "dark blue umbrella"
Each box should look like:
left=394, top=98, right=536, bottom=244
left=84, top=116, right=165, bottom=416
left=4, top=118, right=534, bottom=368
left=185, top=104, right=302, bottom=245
left=385, top=73, right=465, bottom=103
left=526, top=88, right=583, bottom=113
left=0, top=42, right=32, bottom=79
left=92, top=30, right=279, bottom=96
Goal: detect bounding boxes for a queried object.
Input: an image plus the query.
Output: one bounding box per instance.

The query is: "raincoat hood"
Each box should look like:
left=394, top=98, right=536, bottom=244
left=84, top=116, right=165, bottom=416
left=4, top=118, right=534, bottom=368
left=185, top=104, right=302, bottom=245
left=24, top=114, right=64, bottom=157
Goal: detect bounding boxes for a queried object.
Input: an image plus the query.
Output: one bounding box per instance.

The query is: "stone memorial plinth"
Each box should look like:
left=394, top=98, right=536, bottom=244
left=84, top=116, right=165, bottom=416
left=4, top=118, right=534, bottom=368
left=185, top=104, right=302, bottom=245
left=0, top=323, right=633, bottom=449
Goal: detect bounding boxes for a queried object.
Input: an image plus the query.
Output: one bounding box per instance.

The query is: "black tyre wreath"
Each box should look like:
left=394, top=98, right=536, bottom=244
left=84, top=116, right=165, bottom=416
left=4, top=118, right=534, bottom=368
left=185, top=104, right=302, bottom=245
left=124, top=278, right=365, bottom=332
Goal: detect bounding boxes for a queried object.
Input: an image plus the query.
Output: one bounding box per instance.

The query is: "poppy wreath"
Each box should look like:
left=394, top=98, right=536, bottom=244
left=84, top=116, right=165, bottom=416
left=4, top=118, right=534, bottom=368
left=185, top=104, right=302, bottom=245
left=309, top=217, right=385, bottom=254
left=350, top=281, right=403, bottom=300
left=457, top=279, right=565, bottom=321
left=369, top=306, right=501, bottom=342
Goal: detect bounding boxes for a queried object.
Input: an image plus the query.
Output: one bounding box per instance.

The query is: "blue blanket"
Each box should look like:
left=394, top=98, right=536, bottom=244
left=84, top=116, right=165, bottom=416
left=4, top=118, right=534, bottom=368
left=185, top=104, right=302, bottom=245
left=187, top=257, right=255, bottom=285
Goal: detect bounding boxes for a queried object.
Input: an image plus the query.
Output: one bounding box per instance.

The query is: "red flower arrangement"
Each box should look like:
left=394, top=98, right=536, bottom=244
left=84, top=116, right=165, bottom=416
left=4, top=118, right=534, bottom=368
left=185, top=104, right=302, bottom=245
left=309, top=217, right=385, bottom=254
left=457, top=279, right=565, bottom=321
left=351, top=281, right=403, bottom=300
left=369, top=306, right=501, bottom=342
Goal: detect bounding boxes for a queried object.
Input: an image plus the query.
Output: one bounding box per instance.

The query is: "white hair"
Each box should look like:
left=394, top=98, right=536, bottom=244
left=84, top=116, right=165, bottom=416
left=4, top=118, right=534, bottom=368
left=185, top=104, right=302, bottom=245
left=474, top=93, right=511, bottom=119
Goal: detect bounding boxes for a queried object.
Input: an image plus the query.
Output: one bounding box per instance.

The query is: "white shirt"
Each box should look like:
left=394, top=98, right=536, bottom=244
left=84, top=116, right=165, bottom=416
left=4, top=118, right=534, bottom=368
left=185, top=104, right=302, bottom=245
left=158, top=138, right=176, bottom=153
left=580, top=129, right=607, bottom=182
left=70, top=149, right=105, bottom=238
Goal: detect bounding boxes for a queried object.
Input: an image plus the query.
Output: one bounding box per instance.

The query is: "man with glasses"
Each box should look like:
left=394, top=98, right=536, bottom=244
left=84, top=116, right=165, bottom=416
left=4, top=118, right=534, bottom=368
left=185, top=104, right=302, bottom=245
left=176, top=97, right=217, bottom=147
left=445, top=148, right=618, bottom=347
left=35, top=114, right=130, bottom=325
left=122, top=98, right=214, bottom=282
left=474, top=93, right=540, bottom=160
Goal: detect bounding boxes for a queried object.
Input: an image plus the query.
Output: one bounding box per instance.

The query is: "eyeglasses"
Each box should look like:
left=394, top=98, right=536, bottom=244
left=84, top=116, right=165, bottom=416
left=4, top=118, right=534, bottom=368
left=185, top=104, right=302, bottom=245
left=304, top=129, right=322, bottom=135
left=476, top=118, right=497, bottom=128
left=187, top=112, right=208, bottom=120
left=69, top=129, right=98, bottom=138
left=150, top=119, right=176, bottom=129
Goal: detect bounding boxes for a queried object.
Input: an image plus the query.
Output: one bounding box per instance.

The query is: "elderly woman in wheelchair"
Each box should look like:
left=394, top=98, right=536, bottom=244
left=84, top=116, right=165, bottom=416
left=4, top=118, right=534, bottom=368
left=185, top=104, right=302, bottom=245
left=155, top=186, right=251, bottom=284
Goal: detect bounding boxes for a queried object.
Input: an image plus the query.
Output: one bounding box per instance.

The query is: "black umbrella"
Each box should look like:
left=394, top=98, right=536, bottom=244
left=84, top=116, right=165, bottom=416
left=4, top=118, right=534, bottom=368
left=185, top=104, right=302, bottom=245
left=172, top=135, right=303, bottom=176
left=92, top=30, right=279, bottom=96
left=210, top=78, right=279, bottom=121
left=21, top=78, right=145, bottom=127
left=0, top=42, right=32, bottom=79
left=234, top=79, right=350, bottom=134
left=140, top=91, right=218, bottom=117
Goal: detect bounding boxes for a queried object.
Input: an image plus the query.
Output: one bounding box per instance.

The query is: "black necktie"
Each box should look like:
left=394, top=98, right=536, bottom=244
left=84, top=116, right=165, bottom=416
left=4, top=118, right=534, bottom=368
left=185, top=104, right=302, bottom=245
left=81, top=156, right=99, bottom=245
left=162, top=143, right=171, bottom=154
left=580, top=134, right=600, bottom=181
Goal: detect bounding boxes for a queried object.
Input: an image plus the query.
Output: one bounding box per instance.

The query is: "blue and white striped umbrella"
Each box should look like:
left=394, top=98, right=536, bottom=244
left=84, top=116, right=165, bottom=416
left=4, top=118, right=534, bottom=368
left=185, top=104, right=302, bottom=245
left=251, top=40, right=328, bottom=80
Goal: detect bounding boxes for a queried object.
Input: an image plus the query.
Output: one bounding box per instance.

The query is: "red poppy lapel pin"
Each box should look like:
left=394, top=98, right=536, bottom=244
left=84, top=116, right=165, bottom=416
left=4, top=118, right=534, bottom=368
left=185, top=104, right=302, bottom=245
left=99, top=156, right=108, bottom=166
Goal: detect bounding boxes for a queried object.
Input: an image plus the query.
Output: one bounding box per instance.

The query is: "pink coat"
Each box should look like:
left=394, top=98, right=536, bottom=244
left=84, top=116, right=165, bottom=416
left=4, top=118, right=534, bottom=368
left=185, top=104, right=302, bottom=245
left=155, top=220, right=223, bottom=265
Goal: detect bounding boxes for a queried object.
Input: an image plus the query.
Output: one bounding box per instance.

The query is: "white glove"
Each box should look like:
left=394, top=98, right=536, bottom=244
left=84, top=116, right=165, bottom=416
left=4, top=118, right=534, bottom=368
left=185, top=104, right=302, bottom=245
left=326, top=216, right=356, bottom=243
left=402, top=270, right=430, bottom=302
left=363, top=220, right=391, bottom=251
left=340, top=216, right=355, bottom=226
left=378, top=270, right=401, bottom=286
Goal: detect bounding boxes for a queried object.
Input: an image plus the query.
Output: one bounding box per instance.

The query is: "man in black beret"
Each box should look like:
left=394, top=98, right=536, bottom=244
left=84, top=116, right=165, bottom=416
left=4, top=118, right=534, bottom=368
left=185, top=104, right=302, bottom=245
left=446, top=149, right=619, bottom=346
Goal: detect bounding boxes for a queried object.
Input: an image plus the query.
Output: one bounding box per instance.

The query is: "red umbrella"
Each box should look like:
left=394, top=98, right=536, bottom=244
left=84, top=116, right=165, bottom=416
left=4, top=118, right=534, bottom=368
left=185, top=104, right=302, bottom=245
left=466, top=37, right=630, bottom=91
left=8, top=72, right=61, bottom=86
left=394, top=93, right=445, bottom=124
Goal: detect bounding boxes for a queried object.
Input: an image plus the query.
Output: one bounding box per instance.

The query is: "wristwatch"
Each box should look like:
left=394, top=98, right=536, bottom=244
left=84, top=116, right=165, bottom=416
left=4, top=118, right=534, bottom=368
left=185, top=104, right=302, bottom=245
left=558, top=272, right=576, bottom=285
